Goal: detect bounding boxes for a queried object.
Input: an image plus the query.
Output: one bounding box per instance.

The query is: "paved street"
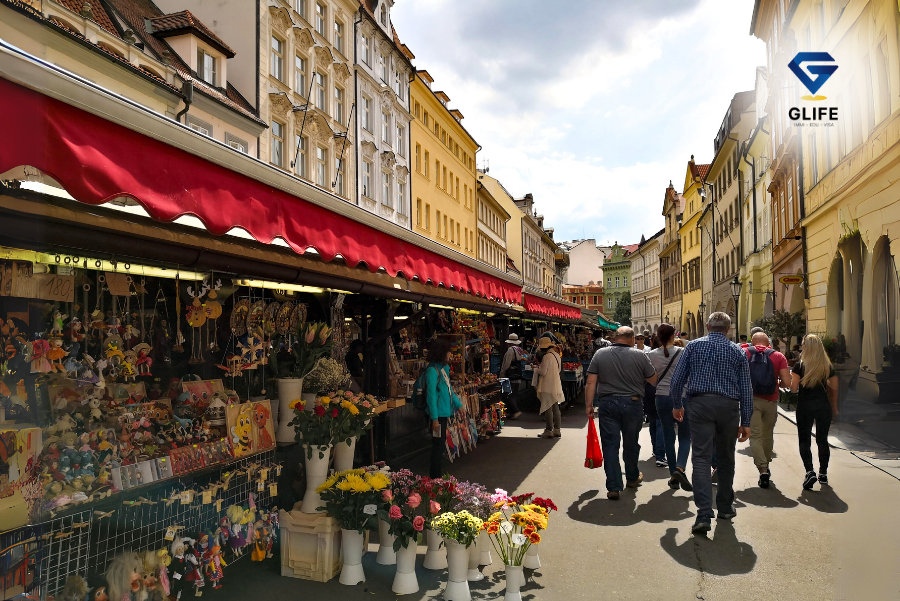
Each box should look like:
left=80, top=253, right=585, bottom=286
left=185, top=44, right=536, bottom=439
left=224, top=406, right=900, bottom=600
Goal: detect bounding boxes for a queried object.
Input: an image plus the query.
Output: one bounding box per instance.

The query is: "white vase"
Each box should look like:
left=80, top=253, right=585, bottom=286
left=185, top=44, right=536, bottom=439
left=301, top=391, right=317, bottom=410
left=444, top=539, right=471, bottom=601
left=276, top=378, right=303, bottom=443
left=333, top=436, right=357, bottom=473
left=423, top=529, right=447, bottom=570
left=477, top=530, right=493, bottom=566
left=504, top=564, right=523, bottom=601
left=376, top=518, right=397, bottom=565
left=300, top=445, right=331, bottom=513
left=523, top=538, right=541, bottom=569
left=467, top=542, right=484, bottom=581
left=339, top=528, right=366, bottom=585
left=392, top=540, right=419, bottom=595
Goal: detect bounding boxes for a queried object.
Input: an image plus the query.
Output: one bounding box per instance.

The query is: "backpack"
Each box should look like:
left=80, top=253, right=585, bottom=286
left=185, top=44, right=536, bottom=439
left=747, top=346, right=777, bottom=396
left=412, top=365, right=444, bottom=411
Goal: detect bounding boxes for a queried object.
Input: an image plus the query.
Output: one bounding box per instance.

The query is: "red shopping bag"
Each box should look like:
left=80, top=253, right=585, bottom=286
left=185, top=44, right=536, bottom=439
left=585, top=418, right=603, bottom=468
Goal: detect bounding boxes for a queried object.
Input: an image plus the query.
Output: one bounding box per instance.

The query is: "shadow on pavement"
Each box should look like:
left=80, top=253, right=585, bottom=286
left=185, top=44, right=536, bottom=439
left=508, top=409, right=589, bottom=431
left=660, top=521, right=757, bottom=576
left=735, top=483, right=800, bottom=508
left=637, top=458, right=671, bottom=483
left=797, top=486, right=849, bottom=513
left=567, top=488, right=695, bottom=527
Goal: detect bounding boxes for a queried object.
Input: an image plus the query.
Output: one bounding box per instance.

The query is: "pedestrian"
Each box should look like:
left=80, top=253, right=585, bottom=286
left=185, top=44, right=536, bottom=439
left=635, top=332, right=648, bottom=352
left=424, top=337, right=463, bottom=478
left=648, top=324, right=692, bottom=491
left=584, top=326, right=657, bottom=500
left=534, top=335, right=564, bottom=438
left=668, top=312, right=752, bottom=534
left=641, top=328, right=665, bottom=466
left=790, top=334, right=839, bottom=490
left=499, top=334, right=524, bottom=419
left=745, top=332, right=791, bottom=488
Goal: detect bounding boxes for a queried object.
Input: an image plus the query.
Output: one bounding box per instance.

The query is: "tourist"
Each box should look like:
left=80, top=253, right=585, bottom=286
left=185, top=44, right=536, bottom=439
left=535, top=335, right=565, bottom=438
left=648, top=324, right=692, bottom=491
left=424, top=337, right=463, bottom=478
left=635, top=332, right=648, bottom=352
left=790, top=334, right=839, bottom=490
left=669, top=312, right=753, bottom=534
left=745, top=332, right=791, bottom=488
left=585, top=327, right=657, bottom=500
left=499, top=334, right=524, bottom=419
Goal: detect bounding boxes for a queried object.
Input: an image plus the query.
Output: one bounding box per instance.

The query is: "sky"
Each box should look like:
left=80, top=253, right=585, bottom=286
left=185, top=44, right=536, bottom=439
left=392, top=0, right=767, bottom=247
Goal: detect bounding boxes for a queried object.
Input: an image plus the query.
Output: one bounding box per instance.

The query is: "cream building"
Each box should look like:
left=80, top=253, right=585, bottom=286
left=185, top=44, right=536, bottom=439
left=660, top=182, right=685, bottom=332
left=475, top=181, right=510, bottom=272
left=559, top=239, right=607, bottom=286
left=630, top=229, right=664, bottom=334
left=478, top=171, right=525, bottom=279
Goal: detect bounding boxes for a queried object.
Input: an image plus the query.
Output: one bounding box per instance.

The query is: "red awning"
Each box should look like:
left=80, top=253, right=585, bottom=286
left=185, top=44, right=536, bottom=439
left=523, top=293, right=582, bottom=321
left=0, top=77, right=520, bottom=303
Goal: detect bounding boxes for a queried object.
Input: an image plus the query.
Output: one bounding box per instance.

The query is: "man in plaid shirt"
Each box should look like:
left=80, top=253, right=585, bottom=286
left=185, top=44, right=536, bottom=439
left=669, top=311, right=753, bottom=535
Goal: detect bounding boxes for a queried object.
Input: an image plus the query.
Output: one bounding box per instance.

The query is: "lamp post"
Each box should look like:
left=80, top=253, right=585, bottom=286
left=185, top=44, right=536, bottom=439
left=686, top=311, right=694, bottom=337
left=665, top=312, right=670, bottom=325
left=730, top=276, right=743, bottom=343
left=698, top=301, right=706, bottom=330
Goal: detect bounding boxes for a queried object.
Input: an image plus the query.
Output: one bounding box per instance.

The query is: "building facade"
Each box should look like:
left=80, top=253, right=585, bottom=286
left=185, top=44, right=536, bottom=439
left=563, top=284, right=604, bottom=313
left=678, top=157, right=709, bottom=338
left=661, top=182, right=684, bottom=332
left=630, top=229, right=664, bottom=334
left=602, top=243, right=636, bottom=317
left=475, top=181, right=510, bottom=272
left=410, top=69, right=479, bottom=256
left=478, top=172, right=525, bottom=278
left=560, top=239, right=607, bottom=286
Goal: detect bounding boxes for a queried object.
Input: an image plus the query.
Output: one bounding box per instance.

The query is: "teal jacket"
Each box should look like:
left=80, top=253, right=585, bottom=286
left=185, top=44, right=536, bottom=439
left=424, top=362, right=463, bottom=419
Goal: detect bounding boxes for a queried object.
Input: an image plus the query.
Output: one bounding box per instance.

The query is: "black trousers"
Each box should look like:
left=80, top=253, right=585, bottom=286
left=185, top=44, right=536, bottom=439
left=796, top=402, right=832, bottom=472
left=430, top=417, right=448, bottom=478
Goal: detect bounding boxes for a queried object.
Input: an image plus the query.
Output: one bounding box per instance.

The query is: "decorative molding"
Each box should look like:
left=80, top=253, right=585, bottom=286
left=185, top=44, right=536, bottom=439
left=333, top=62, right=351, bottom=85
left=360, top=140, right=377, bottom=160
left=395, top=165, right=409, bottom=183
left=294, top=27, right=314, bottom=52
left=314, top=46, right=334, bottom=69
left=268, top=6, right=293, bottom=33
left=378, top=85, right=394, bottom=109
left=360, top=20, right=375, bottom=38
left=378, top=203, right=395, bottom=219
left=378, top=39, right=392, bottom=55
left=381, top=150, right=397, bottom=171
left=268, top=91, right=293, bottom=116
left=361, top=196, right=376, bottom=210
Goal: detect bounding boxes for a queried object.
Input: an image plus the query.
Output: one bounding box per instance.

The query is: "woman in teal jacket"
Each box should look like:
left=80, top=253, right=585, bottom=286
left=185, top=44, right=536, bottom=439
left=425, top=337, right=463, bottom=477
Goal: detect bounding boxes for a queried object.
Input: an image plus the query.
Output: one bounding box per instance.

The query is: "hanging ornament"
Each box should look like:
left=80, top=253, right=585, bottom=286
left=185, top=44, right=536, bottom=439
left=173, top=274, right=185, bottom=353
left=203, top=279, right=224, bottom=352
left=275, top=301, right=293, bottom=337
left=186, top=279, right=210, bottom=364
left=246, top=300, right=266, bottom=339
left=231, top=299, right=251, bottom=337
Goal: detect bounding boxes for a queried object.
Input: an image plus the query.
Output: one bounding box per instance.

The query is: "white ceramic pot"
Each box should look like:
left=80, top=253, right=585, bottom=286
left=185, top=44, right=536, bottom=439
left=392, top=540, right=419, bottom=595
left=467, top=542, right=484, bottom=581
left=504, top=564, right=523, bottom=601
left=339, top=528, right=366, bottom=585
left=444, top=539, right=471, bottom=601
left=333, top=436, right=357, bottom=473
left=423, top=528, right=447, bottom=570
left=523, top=539, right=541, bottom=569
left=477, top=530, right=493, bottom=566
left=275, top=378, right=303, bottom=443
left=300, top=391, right=317, bottom=409
left=299, top=445, right=331, bottom=513
left=376, top=518, right=397, bottom=565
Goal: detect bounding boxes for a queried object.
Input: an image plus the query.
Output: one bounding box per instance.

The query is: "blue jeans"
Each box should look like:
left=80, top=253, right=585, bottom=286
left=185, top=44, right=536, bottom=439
left=595, top=395, right=644, bottom=492
left=648, top=414, right=666, bottom=460
left=656, top=394, right=691, bottom=474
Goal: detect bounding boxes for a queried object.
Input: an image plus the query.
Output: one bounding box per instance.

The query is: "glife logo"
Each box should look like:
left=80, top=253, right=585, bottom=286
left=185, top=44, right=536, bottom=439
left=787, top=52, right=839, bottom=125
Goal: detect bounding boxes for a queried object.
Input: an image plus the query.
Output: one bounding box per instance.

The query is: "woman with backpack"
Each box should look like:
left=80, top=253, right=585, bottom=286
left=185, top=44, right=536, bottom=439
left=790, top=334, right=839, bottom=490
left=424, top=337, right=463, bottom=478
left=648, top=324, right=692, bottom=491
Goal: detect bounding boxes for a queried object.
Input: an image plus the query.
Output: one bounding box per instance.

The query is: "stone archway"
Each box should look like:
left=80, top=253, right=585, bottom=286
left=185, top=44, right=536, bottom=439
left=870, top=235, right=899, bottom=365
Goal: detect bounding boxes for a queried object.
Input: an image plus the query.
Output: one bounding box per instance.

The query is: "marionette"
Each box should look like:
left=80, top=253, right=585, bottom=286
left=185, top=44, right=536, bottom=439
left=140, top=551, right=165, bottom=601
left=156, top=549, right=171, bottom=598
left=226, top=505, right=247, bottom=556
left=168, top=539, right=190, bottom=601
left=204, top=546, right=227, bottom=589
left=183, top=539, right=205, bottom=596
left=214, top=516, right=231, bottom=552
left=105, top=552, right=143, bottom=601
left=250, top=519, right=269, bottom=562
left=58, top=574, right=89, bottom=601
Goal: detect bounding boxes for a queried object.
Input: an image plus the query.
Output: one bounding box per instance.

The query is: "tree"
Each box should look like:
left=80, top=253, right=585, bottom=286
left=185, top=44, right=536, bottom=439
left=752, top=310, right=806, bottom=350
left=614, top=291, right=632, bottom=324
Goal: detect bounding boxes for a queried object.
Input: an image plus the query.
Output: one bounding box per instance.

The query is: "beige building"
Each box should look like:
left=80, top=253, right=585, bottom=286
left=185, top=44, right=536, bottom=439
left=630, top=229, right=664, bottom=334
left=559, top=239, right=608, bottom=287
left=475, top=181, right=510, bottom=272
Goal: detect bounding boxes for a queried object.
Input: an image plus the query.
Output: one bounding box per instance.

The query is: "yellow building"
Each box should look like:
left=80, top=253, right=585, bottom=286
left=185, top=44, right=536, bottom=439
left=410, top=70, right=479, bottom=257
left=479, top=172, right=525, bottom=278
left=678, top=157, right=709, bottom=338
left=475, top=182, right=510, bottom=272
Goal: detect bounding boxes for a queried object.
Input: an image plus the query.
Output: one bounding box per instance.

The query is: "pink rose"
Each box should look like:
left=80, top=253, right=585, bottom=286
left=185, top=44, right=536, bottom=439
left=407, top=493, right=421, bottom=509
left=412, top=516, right=425, bottom=531
left=362, top=401, right=371, bottom=408
left=389, top=505, right=402, bottom=520
left=429, top=500, right=441, bottom=515
left=382, top=489, right=394, bottom=502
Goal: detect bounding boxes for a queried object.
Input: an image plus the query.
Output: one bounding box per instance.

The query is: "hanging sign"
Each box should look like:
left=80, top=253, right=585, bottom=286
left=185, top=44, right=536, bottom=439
left=779, top=275, right=804, bottom=285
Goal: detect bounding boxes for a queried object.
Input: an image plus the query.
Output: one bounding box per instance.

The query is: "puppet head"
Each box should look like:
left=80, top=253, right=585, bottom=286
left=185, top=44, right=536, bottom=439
left=105, top=552, right=143, bottom=601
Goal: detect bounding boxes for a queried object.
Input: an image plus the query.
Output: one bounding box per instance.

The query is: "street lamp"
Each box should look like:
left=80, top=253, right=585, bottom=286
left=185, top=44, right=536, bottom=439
left=665, top=312, right=670, bottom=324
left=686, top=310, right=694, bottom=338
left=730, top=276, right=743, bottom=343
left=698, top=300, right=706, bottom=323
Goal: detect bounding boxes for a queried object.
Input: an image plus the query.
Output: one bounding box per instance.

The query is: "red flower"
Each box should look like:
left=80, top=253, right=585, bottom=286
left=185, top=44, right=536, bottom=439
left=389, top=505, right=403, bottom=520
left=412, top=516, right=425, bottom=531
left=314, top=406, right=326, bottom=417
left=331, top=407, right=339, bottom=418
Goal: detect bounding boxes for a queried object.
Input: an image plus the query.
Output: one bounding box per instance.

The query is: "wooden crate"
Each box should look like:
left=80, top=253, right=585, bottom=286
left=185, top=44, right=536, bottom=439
left=279, top=506, right=342, bottom=582
left=387, top=398, right=406, bottom=409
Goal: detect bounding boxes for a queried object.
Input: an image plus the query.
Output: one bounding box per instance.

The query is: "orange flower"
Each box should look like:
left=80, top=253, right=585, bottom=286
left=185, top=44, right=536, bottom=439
left=529, top=532, right=541, bottom=545
left=486, top=523, right=500, bottom=535
left=523, top=526, right=536, bottom=536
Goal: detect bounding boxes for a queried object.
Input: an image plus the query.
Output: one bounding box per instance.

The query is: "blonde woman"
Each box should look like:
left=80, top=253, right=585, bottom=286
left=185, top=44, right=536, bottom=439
left=790, top=334, right=839, bottom=490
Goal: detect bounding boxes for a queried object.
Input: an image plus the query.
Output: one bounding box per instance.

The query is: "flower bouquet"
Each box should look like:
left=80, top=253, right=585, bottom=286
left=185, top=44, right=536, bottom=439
left=431, top=510, right=483, bottom=547
left=454, top=481, right=495, bottom=570
left=331, top=391, right=380, bottom=445
left=379, top=484, right=427, bottom=594
left=302, top=357, right=350, bottom=395
left=419, top=476, right=459, bottom=570
left=483, top=489, right=550, bottom=599
left=288, top=396, right=338, bottom=459
left=431, top=511, right=485, bottom=601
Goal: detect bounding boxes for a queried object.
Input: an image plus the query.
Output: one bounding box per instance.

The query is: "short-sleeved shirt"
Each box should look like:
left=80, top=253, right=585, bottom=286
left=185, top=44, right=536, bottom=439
left=791, top=362, right=836, bottom=406
left=744, top=345, right=789, bottom=401
left=587, top=343, right=655, bottom=399
left=647, top=346, right=683, bottom=396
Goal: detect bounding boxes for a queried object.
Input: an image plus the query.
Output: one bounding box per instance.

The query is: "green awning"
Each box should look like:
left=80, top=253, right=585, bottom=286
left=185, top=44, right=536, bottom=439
left=597, top=313, right=619, bottom=331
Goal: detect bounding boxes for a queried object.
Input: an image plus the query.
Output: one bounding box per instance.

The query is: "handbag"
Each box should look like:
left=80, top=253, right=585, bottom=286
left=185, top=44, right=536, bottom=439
left=585, top=418, right=603, bottom=469
left=656, top=348, right=682, bottom=383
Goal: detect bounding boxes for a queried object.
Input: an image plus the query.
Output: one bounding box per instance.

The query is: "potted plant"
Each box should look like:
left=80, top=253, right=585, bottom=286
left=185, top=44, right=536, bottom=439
left=376, top=468, right=419, bottom=567
left=522, top=496, right=556, bottom=569
left=379, top=481, right=427, bottom=595
left=430, top=511, right=484, bottom=601
left=330, top=390, right=380, bottom=472
left=419, top=476, right=459, bottom=570
left=288, top=396, right=338, bottom=513
left=316, top=467, right=391, bottom=585
left=454, top=481, right=494, bottom=578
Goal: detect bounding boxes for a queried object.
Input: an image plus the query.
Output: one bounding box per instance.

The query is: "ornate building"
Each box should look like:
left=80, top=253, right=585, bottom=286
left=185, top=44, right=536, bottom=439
left=630, top=229, right=664, bottom=334
left=678, top=156, right=709, bottom=338
left=660, top=181, right=684, bottom=333
left=602, top=243, right=637, bottom=317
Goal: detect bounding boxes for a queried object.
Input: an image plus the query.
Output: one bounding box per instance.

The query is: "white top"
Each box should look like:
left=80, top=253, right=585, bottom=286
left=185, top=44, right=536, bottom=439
left=647, top=346, right=683, bottom=396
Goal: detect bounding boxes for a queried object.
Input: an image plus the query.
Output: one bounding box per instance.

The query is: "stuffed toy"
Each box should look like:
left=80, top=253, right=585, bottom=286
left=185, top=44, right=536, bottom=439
left=105, top=553, right=143, bottom=601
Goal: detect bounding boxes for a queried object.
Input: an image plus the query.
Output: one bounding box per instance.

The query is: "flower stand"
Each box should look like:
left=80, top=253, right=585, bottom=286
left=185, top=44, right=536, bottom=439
left=278, top=507, right=341, bottom=582
left=333, top=436, right=357, bottom=473
left=392, top=542, right=419, bottom=595
left=275, top=378, right=303, bottom=443
left=339, top=529, right=366, bottom=585
left=300, top=445, right=331, bottom=513
left=504, top=564, right=523, bottom=601
left=467, top=543, right=484, bottom=581
left=443, top=539, right=471, bottom=601
left=423, top=529, right=447, bottom=570
left=523, top=541, right=541, bottom=569
left=376, top=518, right=397, bottom=565
left=477, top=530, right=493, bottom=566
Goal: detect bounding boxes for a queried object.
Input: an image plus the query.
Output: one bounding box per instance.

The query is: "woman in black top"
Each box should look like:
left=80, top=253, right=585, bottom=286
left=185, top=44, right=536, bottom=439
left=790, top=334, right=839, bottom=490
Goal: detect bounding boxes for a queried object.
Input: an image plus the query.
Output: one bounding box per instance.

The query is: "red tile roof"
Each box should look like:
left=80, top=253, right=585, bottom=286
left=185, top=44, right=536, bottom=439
left=55, top=0, right=121, bottom=39
left=149, top=10, right=235, bottom=58
left=621, top=243, right=640, bottom=256
left=690, top=162, right=710, bottom=181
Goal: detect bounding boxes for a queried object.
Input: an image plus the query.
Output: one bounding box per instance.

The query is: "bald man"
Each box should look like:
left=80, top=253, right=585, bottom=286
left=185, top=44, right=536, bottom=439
left=745, top=332, right=791, bottom=488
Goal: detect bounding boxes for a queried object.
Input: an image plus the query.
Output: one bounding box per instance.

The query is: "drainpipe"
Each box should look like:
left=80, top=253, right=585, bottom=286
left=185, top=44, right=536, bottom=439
left=353, top=9, right=362, bottom=207
left=742, top=151, right=757, bottom=253
left=175, top=79, right=193, bottom=123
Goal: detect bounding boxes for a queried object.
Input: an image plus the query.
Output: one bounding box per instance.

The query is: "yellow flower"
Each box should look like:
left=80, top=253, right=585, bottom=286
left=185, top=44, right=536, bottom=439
left=289, top=399, right=305, bottom=410
left=345, top=474, right=371, bottom=493
left=365, top=472, right=391, bottom=491
left=320, top=396, right=332, bottom=405
left=336, top=479, right=354, bottom=491
left=348, top=404, right=359, bottom=415
left=315, top=474, right=339, bottom=493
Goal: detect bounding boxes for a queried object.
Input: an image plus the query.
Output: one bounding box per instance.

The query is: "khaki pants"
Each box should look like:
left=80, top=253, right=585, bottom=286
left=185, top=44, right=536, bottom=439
left=749, top=397, right=778, bottom=473
left=542, top=404, right=561, bottom=433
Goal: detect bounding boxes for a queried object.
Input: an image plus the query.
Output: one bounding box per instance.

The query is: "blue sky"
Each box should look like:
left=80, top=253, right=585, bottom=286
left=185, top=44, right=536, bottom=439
left=392, top=0, right=767, bottom=247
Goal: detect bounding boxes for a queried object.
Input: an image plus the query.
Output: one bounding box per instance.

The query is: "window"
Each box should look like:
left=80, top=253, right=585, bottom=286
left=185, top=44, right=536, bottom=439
left=423, top=110, right=429, bottom=126
left=457, top=223, right=460, bottom=246
left=425, top=203, right=431, bottom=230
left=424, top=151, right=429, bottom=177
left=607, top=297, right=612, bottom=309
left=442, top=166, right=447, bottom=190
left=315, top=2, right=326, bottom=36
left=380, top=3, right=387, bottom=25
left=362, top=96, right=371, bottom=131
left=271, top=120, right=284, bottom=167
left=295, top=55, right=307, bottom=95
left=382, top=112, right=390, bottom=143
left=416, top=199, right=422, bottom=226
left=362, top=160, right=372, bottom=197
left=435, top=160, right=441, bottom=185
left=316, top=147, right=327, bottom=186
left=294, top=0, right=306, bottom=18
left=397, top=185, right=406, bottom=215
left=436, top=211, right=441, bottom=236
left=450, top=218, right=455, bottom=243
left=197, top=48, right=216, bottom=85
left=225, top=133, right=248, bottom=153
left=315, top=72, right=326, bottom=111
left=271, top=37, right=284, bottom=81
left=787, top=177, right=794, bottom=229
left=361, top=34, right=370, bottom=66
left=334, top=87, right=343, bottom=122
left=615, top=276, right=619, bottom=288
left=334, top=20, right=344, bottom=55
left=186, top=115, right=212, bottom=137
left=379, top=54, right=387, bottom=82
left=396, top=125, right=405, bottom=157
left=624, top=276, right=627, bottom=287
left=335, top=156, right=344, bottom=196
left=444, top=215, right=448, bottom=239
left=294, top=134, right=307, bottom=178
left=382, top=172, right=391, bottom=206
left=464, top=227, right=469, bottom=250
left=415, top=144, right=421, bottom=172
left=455, top=177, right=459, bottom=199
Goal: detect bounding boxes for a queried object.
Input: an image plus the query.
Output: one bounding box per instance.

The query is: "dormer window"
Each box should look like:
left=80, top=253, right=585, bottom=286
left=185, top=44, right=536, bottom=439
left=380, top=4, right=387, bottom=25
left=197, top=48, right=216, bottom=85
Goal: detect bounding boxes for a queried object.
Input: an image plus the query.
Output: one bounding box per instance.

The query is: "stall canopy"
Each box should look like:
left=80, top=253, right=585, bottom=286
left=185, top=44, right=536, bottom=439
left=522, top=292, right=583, bottom=321
left=0, top=76, right=521, bottom=304
left=597, top=313, right=620, bottom=330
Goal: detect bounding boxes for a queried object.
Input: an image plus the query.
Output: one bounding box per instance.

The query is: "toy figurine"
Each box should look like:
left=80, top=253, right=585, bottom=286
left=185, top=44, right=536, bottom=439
left=105, top=552, right=143, bottom=601
left=226, top=505, right=247, bottom=556
left=140, top=551, right=165, bottom=601
left=133, top=343, right=153, bottom=376
left=252, top=403, right=273, bottom=449
left=58, top=574, right=89, bottom=601
left=50, top=310, right=68, bottom=336
left=184, top=539, right=205, bottom=596
left=169, top=539, right=190, bottom=601
left=204, top=545, right=227, bottom=589
left=250, top=519, right=270, bottom=562
left=46, top=336, right=68, bottom=373
left=214, top=517, right=231, bottom=551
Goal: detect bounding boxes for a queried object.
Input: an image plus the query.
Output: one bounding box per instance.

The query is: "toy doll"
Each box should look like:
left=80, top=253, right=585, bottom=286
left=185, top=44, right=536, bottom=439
left=168, top=539, right=190, bottom=601
left=204, top=545, right=226, bottom=589
left=59, top=574, right=89, bottom=601
left=182, top=540, right=205, bottom=596
left=214, top=516, right=231, bottom=551
left=155, top=549, right=171, bottom=598
left=250, top=520, right=269, bottom=562
left=225, top=505, right=247, bottom=556
left=47, top=336, right=68, bottom=373
left=105, top=552, right=143, bottom=601
left=140, top=551, right=165, bottom=601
